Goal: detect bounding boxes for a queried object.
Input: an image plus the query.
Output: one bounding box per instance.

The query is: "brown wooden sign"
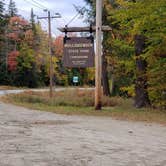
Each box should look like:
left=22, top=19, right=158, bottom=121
left=63, top=37, right=94, bottom=68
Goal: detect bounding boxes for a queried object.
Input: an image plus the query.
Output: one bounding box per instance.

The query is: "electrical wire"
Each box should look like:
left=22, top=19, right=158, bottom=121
left=38, top=0, right=47, bottom=3
left=23, top=0, right=45, bottom=10
left=27, top=0, right=66, bottom=28
left=29, top=0, right=68, bottom=26
left=30, top=0, right=48, bottom=10
left=39, top=19, right=58, bottom=37
left=66, top=6, right=85, bottom=26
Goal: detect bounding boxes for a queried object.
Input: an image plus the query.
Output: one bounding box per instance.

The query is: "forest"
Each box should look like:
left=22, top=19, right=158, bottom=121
left=0, top=0, right=166, bottom=109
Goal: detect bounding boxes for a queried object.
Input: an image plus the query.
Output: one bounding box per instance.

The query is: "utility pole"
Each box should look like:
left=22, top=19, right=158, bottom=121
left=38, top=11, right=61, bottom=98
left=95, top=0, right=102, bottom=110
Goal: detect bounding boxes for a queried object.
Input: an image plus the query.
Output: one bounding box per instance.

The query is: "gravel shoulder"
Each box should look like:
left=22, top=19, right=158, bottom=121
left=0, top=101, right=166, bottom=166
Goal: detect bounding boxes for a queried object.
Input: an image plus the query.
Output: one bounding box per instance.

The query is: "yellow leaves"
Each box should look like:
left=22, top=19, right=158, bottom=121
left=103, top=0, right=113, bottom=10
left=115, top=0, right=129, bottom=7
left=120, top=85, right=135, bottom=97
left=86, top=68, right=95, bottom=81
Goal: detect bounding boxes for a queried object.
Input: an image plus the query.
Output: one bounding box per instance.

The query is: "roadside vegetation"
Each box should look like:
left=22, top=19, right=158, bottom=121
left=0, top=0, right=166, bottom=109
left=0, top=85, right=28, bottom=90
left=1, top=89, right=166, bottom=125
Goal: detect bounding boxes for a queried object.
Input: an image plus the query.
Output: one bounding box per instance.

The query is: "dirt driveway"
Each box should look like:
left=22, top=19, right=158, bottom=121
left=0, top=101, right=166, bottom=166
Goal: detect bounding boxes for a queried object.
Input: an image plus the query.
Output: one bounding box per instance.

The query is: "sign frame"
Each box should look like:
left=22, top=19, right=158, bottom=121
left=63, top=36, right=94, bottom=68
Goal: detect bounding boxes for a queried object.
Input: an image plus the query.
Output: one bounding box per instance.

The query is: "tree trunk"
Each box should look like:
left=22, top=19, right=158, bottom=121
left=102, top=52, right=111, bottom=96
left=134, top=35, right=150, bottom=108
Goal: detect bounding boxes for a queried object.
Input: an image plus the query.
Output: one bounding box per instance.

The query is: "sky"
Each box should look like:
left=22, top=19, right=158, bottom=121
left=4, top=0, right=88, bottom=37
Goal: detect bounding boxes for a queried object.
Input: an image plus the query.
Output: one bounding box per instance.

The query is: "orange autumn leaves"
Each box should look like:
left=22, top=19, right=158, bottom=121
left=53, top=35, right=63, bottom=57
left=7, top=16, right=33, bottom=71
left=7, top=16, right=66, bottom=71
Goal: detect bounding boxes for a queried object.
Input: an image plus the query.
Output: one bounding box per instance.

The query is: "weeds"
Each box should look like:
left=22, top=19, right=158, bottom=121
left=1, top=89, right=166, bottom=125
left=8, top=89, right=123, bottom=107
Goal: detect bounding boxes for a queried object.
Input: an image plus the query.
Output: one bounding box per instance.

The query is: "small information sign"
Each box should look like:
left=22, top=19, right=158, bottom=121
left=73, top=76, right=79, bottom=83
left=63, top=37, right=94, bottom=68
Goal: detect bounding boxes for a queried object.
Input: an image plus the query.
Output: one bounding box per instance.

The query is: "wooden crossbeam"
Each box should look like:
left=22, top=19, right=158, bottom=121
left=58, top=25, right=112, bottom=33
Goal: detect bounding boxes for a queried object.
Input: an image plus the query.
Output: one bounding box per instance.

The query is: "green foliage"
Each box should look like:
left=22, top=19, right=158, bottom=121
left=148, top=57, right=166, bottom=108
left=107, top=0, right=166, bottom=107
left=14, top=44, right=41, bottom=88
left=120, top=84, right=135, bottom=97
left=83, top=0, right=166, bottom=107
left=0, top=62, right=9, bottom=85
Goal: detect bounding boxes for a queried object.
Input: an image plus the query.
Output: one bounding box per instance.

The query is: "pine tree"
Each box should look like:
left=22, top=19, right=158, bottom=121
left=0, top=0, right=9, bottom=84
left=0, top=0, right=4, bottom=19
left=8, top=0, right=17, bottom=17
left=30, top=8, right=36, bottom=36
left=0, top=0, right=6, bottom=61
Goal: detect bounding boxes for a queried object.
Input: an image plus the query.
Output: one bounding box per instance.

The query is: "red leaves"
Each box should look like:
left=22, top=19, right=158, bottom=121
left=9, top=16, right=29, bottom=29
left=7, top=16, right=30, bottom=42
left=53, top=35, right=64, bottom=57
left=8, top=51, right=19, bottom=71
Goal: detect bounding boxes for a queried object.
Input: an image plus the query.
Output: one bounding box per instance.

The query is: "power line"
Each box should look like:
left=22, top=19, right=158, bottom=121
left=38, top=16, right=59, bottom=36
left=66, top=6, right=85, bottom=26
left=24, top=0, right=67, bottom=28
left=38, top=0, right=47, bottom=3
left=29, top=0, right=67, bottom=25
left=30, top=0, right=48, bottom=10
left=23, top=0, right=45, bottom=10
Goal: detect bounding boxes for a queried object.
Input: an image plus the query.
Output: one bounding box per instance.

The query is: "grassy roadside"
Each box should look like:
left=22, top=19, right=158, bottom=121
left=1, top=90, right=166, bottom=125
left=0, top=86, right=19, bottom=90
left=0, top=85, right=30, bottom=90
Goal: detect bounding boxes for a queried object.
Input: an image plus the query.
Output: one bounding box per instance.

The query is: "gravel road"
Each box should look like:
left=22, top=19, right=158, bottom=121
left=0, top=101, right=166, bottom=166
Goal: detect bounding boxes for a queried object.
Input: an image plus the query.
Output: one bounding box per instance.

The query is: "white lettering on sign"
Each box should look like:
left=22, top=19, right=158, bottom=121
left=63, top=37, right=94, bottom=68
left=80, top=49, right=89, bottom=53
left=64, top=43, right=93, bottom=48
left=68, top=49, right=79, bottom=53
left=70, top=56, right=88, bottom=59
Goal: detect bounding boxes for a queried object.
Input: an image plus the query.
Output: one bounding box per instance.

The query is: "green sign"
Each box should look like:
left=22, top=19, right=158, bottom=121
left=73, top=76, right=79, bottom=83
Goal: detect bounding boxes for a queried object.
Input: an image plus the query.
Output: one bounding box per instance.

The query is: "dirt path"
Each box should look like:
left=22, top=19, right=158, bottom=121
left=0, top=102, right=166, bottom=166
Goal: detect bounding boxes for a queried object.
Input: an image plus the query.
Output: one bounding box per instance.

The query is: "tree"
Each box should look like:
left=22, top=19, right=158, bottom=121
left=83, top=0, right=112, bottom=96
left=0, top=0, right=4, bottom=19
left=7, top=16, right=30, bottom=51
left=30, top=8, right=38, bottom=50
left=134, top=35, right=150, bottom=108
left=109, top=0, right=166, bottom=108
left=8, top=0, right=17, bottom=17
left=7, top=50, right=19, bottom=71
left=0, top=0, right=7, bottom=66
left=53, top=35, right=63, bottom=57
left=0, top=0, right=4, bottom=45
left=14, top=44, right=40, bottom=88
left=30, top=8, right=36, bottom=35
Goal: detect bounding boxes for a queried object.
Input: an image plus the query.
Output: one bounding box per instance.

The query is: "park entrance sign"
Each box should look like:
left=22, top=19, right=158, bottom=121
left=63, top=37, right=94, bottom=68
left=59, top=24, right=112, bottom=110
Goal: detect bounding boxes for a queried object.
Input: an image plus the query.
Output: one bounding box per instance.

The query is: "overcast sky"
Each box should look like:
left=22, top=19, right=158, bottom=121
left=4, top=0, right=88, bottom=36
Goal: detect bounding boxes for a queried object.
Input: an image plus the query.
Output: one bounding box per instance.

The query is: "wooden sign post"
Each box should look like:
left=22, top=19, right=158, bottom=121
left=58, top=0, right=111, bottom=110
left=95, top=0, right=102, bottom=110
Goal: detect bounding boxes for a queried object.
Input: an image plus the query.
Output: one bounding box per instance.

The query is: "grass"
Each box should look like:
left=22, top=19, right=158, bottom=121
left=0, top=85, right=30, bottom=90
left=0, top=86, right=19, bottom=90
left=1, top=89, right=166, bottom=125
